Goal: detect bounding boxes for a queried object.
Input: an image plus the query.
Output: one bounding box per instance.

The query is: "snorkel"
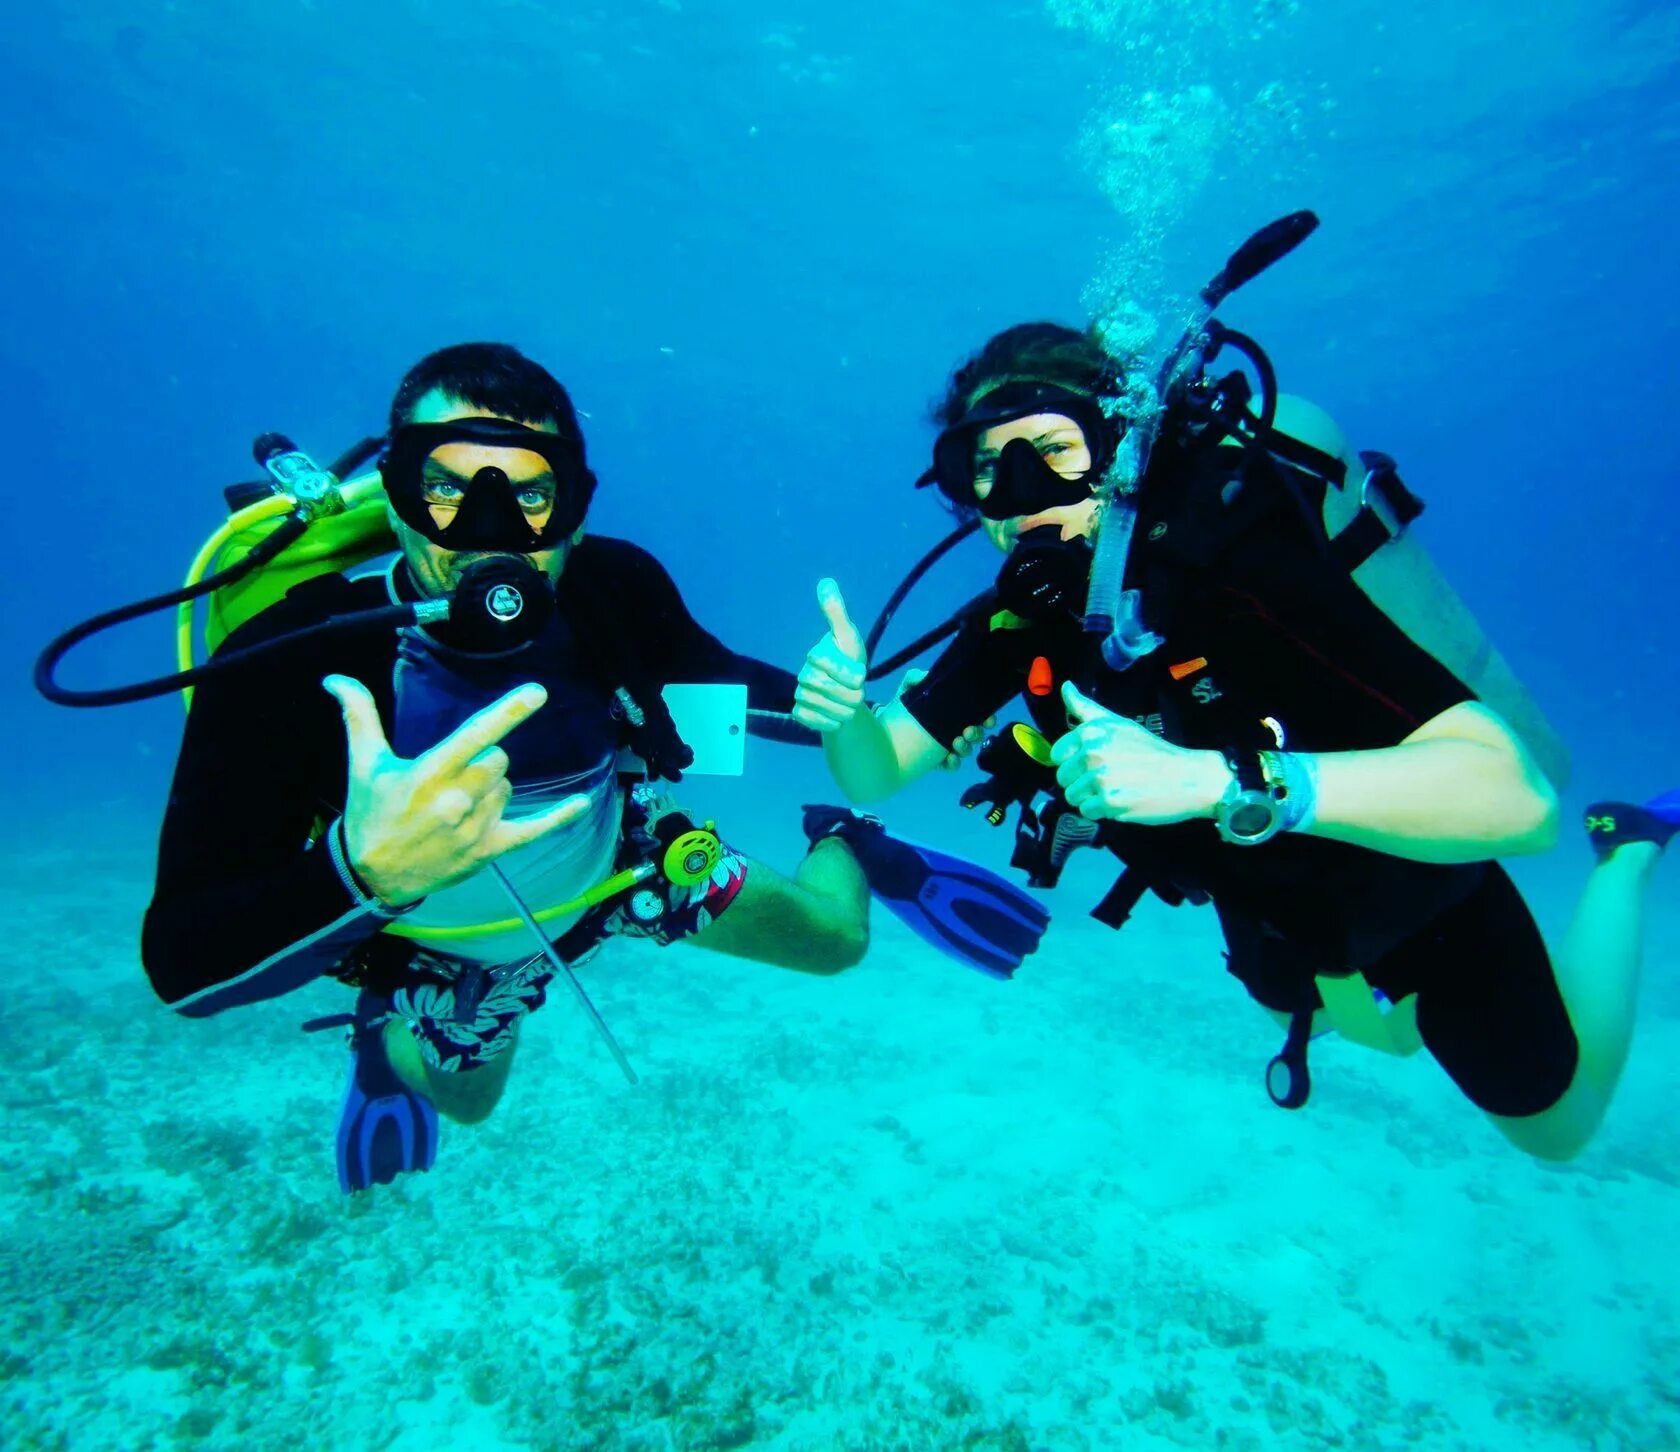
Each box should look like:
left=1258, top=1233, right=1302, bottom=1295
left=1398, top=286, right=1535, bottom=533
left=1083, top=210, right=1320, bottom=669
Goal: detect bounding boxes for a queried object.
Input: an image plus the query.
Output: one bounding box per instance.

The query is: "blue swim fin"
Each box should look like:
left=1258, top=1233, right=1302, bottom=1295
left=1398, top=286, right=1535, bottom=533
left=336, top=992, right=438, bottom=1194
left=804, top=805, right=1051, bottom=979
left=1647, top=788, right=1680, bottom=825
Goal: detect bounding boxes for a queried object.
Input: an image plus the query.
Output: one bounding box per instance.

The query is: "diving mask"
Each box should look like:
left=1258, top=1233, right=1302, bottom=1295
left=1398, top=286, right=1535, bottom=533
left=380, top=416, right=597, bottom=553
left=918, top=382, right=1120, bottom=521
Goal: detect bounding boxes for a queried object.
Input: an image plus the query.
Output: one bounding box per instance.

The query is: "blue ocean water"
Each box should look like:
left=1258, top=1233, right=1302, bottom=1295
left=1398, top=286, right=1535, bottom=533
left=3, top=2, right=1677, bottom=1448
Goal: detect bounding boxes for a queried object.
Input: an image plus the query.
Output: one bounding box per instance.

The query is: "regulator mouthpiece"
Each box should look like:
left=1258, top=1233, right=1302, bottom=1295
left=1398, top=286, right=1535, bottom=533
left=440, top=556, right=554, bottom=651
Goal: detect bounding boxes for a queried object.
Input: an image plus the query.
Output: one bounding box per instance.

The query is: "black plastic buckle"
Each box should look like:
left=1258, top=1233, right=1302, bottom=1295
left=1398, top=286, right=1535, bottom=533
left=1356, top=450, right=1424, bottom=542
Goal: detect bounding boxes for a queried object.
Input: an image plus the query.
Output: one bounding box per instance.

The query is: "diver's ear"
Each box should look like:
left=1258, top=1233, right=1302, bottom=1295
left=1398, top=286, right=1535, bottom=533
left=385, top=502, right=427, bottom=555
left=385, top=499, right=415, bottom=545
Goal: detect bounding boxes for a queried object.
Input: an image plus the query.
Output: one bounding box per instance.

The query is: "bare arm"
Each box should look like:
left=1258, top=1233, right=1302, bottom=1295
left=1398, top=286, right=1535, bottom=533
left=795, top=579, right=967, bottom=803
left=821, top=697, right=952, bottom=803
left=1304, top=700, right=1559, bottom=861
left=1056, top=691, right=1560, bottom=864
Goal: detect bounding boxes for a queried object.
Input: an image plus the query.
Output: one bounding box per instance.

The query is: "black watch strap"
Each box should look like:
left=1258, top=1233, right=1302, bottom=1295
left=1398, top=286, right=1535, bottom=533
left=1215, top=747, right=1284, bottom=847
left=1225, top=748, right=1267, bottom=793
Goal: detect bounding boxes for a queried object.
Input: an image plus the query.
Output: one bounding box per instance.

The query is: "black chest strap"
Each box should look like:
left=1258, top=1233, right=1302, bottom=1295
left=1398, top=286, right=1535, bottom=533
left=1329, top=450, right=1425, bottom=572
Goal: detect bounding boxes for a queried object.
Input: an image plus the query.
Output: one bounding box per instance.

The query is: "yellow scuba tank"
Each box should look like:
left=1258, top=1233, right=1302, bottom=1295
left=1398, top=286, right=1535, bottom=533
left=179, top=470, right=397, bottom=693
left=34, top=431, right=418, bottom=712
left=165, top=461, right=398, bottom=849
left=1248, top=395, right=1572, bottom=791
left=200, top=473, right=396, bottom=653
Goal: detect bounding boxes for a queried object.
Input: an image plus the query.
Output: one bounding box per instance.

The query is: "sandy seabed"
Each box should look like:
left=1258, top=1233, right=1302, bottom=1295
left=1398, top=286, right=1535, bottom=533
left=2, top=835, right=1677, bottom=1452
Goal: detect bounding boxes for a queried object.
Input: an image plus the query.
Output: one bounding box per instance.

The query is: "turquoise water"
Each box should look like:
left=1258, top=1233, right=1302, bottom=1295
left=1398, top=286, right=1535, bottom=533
left=4, top=3, right=1678, bottom=1448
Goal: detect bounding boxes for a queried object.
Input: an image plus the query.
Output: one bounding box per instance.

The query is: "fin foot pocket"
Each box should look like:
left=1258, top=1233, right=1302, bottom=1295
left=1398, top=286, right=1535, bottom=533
left=803, top=804, right=1050, bottom=977
left=336, top=993, right=439, bottom=1194
left=1584, top=798, right=1680, bottom=860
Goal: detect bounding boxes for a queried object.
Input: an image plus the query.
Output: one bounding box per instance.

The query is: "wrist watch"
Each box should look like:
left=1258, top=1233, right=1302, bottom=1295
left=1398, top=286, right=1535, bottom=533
left=1213, top=748, right=1285, bottom=846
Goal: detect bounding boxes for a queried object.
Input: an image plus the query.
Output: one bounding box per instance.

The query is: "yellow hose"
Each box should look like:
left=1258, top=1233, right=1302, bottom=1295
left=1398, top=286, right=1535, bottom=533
left=381, top=865, right=649, bottom=942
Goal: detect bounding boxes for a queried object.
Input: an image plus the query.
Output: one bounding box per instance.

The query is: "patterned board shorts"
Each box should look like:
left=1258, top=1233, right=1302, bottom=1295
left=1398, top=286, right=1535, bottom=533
left=381, top=842, right=748, bottom=1074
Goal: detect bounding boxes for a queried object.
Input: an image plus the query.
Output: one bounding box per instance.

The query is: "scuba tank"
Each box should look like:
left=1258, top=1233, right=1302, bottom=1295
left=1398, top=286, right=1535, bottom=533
left=35, top=434, right=419, bottom=709
left=204, top=435, right=395, bottom=660
left=1305, top=409, right=1572, bottom=791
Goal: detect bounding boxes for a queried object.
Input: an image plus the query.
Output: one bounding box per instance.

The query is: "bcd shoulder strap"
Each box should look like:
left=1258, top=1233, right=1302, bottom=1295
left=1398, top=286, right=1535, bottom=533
left=554, top=552, right=695, bottom=781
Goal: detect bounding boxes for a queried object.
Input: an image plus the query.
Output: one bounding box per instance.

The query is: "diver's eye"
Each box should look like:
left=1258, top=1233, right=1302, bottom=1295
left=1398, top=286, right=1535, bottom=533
left=1041, top=441, right=1069, bottom=456
left=515, top=487, right=553, bottom=514
left=973, top=459, right=997, bottom=488
left=423, top=479, right=465, bottom=507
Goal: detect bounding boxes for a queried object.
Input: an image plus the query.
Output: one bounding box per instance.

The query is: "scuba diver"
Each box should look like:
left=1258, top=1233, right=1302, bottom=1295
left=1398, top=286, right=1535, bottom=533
left=37, top=342, right=1047, bottom=1193
left=794, top=215, right=1677, bottom=1162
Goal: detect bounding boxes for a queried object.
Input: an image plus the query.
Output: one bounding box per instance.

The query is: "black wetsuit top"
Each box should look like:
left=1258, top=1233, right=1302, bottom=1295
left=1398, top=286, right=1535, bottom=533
left=142, top=537, right=796, bottom=1018
left=902, top=434, right=1577, bottom=1117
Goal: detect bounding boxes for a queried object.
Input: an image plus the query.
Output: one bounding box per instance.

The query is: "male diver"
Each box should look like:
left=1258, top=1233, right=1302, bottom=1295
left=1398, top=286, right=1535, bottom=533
left=794, top=267, right=1675, bottom=1161
left=132, top=343, right=1044, bottom=1192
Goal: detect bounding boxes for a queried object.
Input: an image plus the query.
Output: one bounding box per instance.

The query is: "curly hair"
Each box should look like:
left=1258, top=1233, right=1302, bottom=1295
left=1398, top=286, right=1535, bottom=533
left=932, top=322, right=1129, bottom=428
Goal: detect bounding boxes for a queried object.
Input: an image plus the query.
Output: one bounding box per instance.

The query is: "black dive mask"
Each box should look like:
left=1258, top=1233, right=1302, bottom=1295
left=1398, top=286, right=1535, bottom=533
left=995, top=524, right=1092, bottom=622
left=380, top=416, right=597, bottom=553
left=919, top=382, right=1119, bottom=521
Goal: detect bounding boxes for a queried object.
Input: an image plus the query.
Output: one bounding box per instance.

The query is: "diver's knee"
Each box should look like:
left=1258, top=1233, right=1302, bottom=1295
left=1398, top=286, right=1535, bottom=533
left=437, top=1094, right=501, bottom=1126
left=810, top=921, right=869, bottom=974
left=1517, top=1130, right=1593, bottom=1165
left=424, top=1045, right=517, bottom=1124
left=1490, top=1096, right=1598, bottom=1164
left=430, top=1075, right=508, bottom=1125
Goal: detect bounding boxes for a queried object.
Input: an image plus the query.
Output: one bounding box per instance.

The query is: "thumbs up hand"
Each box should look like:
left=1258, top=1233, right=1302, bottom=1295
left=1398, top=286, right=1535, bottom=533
left=1050, top=681, right=1232, bottom=824
left=794, top=578, right=870, bottom=734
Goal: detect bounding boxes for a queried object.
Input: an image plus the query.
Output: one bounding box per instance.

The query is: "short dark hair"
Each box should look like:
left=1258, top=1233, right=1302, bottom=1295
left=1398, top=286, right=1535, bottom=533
left=934, top=322, right=1128, bottom=428
left=388, top=342, right=584, bottom=442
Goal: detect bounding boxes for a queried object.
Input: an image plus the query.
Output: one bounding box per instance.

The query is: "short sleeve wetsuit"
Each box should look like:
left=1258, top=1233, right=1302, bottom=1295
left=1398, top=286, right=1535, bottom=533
left=901, top=439, right=1577, bottom=1118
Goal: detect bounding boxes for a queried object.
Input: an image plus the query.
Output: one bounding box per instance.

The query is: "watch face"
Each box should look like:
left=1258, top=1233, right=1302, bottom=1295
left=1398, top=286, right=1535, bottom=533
left=1227, top=796, right=1278, bottom=840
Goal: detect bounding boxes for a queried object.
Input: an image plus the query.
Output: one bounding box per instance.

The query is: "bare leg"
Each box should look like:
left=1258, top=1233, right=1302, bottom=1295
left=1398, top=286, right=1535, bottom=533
left=687, top=837, right=870, bottom=973
left=384, top=1018, right=520, bottom=1124
left=1490, top=840, right=1663, bottom=1161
